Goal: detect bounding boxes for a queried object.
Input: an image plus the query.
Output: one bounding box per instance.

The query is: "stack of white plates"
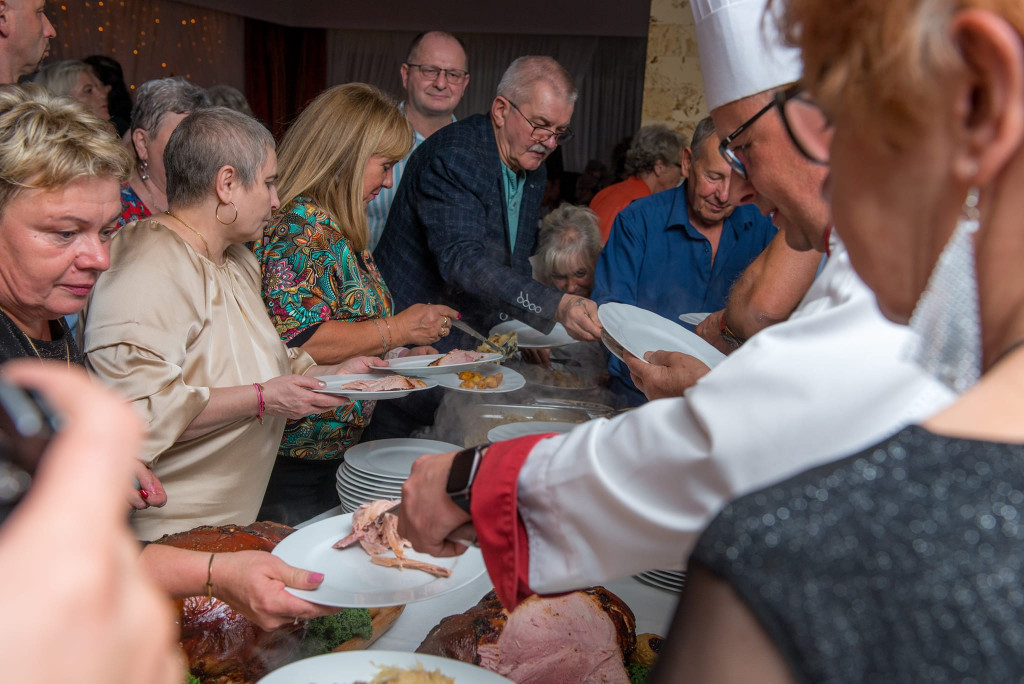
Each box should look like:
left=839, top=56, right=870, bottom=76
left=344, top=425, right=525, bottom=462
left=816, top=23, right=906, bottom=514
left=336, top=438, right=461, bottom=513
left=634, top=569, right=687, bottom=593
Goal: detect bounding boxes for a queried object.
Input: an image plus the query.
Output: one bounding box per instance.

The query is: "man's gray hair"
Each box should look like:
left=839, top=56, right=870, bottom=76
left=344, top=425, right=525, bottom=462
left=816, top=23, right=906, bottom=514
left=164, top=106, right=275, bottom=207
left=131, top=76, right=210, bottom=136
left=496, top=56, right=577, bottom=105
left=536, top=204, right=602, bottom=285
left=689, top=116, right=718, bottom=160
left=624, top=125, right=686, bottom=176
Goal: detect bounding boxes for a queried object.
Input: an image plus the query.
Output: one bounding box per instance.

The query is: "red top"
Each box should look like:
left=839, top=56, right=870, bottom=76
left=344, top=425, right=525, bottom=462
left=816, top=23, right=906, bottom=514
left=470, top=433, right=556, bottom=610
left=589, top=176, right=651, bottom=243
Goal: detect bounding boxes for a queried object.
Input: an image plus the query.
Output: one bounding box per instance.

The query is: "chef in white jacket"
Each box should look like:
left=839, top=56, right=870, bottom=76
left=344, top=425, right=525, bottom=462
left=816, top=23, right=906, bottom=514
left=396, top=0, right=957, bottom=610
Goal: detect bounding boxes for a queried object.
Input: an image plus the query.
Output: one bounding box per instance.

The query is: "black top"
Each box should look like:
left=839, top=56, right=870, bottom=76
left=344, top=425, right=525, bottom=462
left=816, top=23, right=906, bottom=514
left=0, top=310, right=82, bottom=365
left=691, top=425, right=1024, bottom=682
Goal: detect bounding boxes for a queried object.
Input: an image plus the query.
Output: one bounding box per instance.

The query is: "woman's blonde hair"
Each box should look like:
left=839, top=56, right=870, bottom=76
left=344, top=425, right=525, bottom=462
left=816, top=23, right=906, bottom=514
left=275, top=83, right=413, bottom=252
left=774, top=0, right=1024, bottom=151
left=0, top=84, right=131, bottom=216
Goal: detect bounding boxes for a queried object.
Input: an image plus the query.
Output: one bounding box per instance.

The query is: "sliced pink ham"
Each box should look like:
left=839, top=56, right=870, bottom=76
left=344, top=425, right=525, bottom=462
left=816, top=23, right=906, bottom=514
left=428, top=350, right=489, bottom=366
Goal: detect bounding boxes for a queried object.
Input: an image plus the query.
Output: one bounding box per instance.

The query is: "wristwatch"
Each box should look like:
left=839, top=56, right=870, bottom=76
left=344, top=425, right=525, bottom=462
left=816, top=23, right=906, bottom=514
left=445, top=443, right=489, bottom=513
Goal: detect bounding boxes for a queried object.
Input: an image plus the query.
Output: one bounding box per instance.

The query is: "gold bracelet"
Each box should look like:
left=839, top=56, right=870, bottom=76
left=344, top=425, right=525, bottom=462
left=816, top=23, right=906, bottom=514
left=382, top=317, right=394, bottom=350
left=206, top=553, right=216, bottom=607
left=371, top=318, right=388, bottom=357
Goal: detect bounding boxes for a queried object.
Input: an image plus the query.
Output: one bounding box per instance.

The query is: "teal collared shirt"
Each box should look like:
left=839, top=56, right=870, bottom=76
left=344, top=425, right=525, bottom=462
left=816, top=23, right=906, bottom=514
left=501, top=162, right=526, bottom=251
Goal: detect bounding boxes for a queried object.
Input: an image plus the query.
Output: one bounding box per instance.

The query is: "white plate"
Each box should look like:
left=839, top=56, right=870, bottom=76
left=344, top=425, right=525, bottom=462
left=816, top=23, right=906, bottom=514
left=344, top=438, right=461, bottom=479
left=383, top=351, right=504, bottom=376
left=487, top=420, right=580, bottom=442
left=489, top=319, right=575, bottom=348
left=598, top=303, right=726, bottom=369
left=678, top=312, right=711, bottom=326
left=434, top=363, right=526, bottom=394
left=313, top=374, right=438, bottom=400
left=272, top=514, right=486, bottom=608
left=257, top=649, right=514, bottom=684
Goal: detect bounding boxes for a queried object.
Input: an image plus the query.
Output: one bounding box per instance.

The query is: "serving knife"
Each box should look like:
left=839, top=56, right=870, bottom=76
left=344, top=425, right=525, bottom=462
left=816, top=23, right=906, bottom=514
left=450, top=319, right=504, bottom=354
left=374, top=501, right=478, bottom=547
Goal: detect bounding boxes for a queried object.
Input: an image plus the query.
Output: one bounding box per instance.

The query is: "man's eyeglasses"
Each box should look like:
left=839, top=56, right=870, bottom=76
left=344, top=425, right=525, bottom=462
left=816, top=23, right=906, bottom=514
left=405, top=63, right=469, bottom=85
left=506, top=98, right=574, bottom=145
left=719, top=84, right=832, bottom=179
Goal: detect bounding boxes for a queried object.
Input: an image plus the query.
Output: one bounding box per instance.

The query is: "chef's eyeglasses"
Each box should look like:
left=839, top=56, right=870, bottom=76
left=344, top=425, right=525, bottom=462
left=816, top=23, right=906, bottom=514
left=719, top=84, right=833, bottom=179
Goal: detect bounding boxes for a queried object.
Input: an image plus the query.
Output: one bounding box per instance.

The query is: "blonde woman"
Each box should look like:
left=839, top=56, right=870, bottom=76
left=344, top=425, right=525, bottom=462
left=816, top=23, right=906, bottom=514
left=255, top=83, right=459, bottom=524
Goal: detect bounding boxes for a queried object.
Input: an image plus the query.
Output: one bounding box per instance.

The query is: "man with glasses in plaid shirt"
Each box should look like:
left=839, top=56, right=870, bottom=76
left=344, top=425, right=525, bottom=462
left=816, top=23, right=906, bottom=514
left=370, top=56, right=603, bottom=439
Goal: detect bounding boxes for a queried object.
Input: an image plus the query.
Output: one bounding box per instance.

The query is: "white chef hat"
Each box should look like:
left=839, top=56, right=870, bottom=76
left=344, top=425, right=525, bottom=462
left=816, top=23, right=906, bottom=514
left=691, top=0, right=803, bottom=111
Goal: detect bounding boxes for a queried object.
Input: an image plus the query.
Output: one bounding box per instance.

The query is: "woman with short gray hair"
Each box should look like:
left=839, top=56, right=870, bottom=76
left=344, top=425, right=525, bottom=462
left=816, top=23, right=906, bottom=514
left=34, top=59, right=110, bottom=120
left=119, top=76, right=210, bottom=227
left=82, top=107, right=381, bottom=539
left=535, top=204, right=602, bottom=298
left=590, top=124, right=686, bottom=241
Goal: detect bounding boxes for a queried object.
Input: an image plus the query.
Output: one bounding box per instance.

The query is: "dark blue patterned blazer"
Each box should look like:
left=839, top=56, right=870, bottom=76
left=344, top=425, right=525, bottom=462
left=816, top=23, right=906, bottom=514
left=374, top=113, right=563, bottom=352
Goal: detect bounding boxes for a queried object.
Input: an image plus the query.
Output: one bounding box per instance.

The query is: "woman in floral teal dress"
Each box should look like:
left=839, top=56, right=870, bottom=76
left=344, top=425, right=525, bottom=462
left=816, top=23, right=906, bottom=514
left=254, top=84, right=459, bottom=524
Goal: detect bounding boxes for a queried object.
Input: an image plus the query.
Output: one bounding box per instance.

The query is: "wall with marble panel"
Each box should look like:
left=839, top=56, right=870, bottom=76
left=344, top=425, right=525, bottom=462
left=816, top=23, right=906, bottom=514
left=642, top=0, right=707, bottom=143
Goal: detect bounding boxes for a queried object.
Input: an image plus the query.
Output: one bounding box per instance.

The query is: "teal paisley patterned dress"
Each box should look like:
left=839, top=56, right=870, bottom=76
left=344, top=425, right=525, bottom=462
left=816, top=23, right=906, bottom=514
left=254, top=197, right=393, bottom=460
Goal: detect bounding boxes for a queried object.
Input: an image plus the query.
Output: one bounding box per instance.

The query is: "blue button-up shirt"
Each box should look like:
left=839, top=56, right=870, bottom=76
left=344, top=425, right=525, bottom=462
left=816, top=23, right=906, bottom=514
left=592, top=181, right=777, bottom=404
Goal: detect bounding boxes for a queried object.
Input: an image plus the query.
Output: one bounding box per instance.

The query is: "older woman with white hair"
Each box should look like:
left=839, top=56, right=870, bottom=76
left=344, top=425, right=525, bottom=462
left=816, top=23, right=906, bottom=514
left=83, top=106, right=380, bottom=539
left=33, top=59, right=110, bottom=121
left=119, top=76, right=209, bottom=227
left=534, top=203, right=602, bottom=298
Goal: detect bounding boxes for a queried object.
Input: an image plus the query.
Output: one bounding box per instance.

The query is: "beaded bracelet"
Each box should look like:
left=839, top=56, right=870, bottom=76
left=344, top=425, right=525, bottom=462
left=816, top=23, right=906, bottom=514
left=371, top=319, right=388, bottom=357
left=206, top=553, right=216, bottom=607
left=382, top=317, right=394, bottom=349
left=253, top=382, right=265, bottom=424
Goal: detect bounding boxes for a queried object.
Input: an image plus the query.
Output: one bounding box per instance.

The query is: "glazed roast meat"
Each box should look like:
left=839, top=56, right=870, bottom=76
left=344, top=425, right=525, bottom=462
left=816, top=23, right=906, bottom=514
left=417, top=588, right=637, bottom=683
left=154, top=522, right=306, bottom=684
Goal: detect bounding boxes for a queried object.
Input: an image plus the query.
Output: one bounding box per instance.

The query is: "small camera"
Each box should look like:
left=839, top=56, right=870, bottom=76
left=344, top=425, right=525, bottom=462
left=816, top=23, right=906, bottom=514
left=0, top=381, right=60, bottom=524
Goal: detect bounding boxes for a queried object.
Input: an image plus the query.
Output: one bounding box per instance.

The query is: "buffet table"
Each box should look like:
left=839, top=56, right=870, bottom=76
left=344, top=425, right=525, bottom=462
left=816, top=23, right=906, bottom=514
left=298, top=506, right=678, bottom=651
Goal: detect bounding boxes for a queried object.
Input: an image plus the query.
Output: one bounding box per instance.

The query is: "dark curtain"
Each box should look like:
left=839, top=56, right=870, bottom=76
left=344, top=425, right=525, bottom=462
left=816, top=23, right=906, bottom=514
left=245, top=19, right=326, bottom=139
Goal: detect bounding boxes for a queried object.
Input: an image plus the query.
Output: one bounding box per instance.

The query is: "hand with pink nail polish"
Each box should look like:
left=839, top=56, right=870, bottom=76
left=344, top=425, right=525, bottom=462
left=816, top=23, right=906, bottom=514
left=140, top=546, right=338, bottom=631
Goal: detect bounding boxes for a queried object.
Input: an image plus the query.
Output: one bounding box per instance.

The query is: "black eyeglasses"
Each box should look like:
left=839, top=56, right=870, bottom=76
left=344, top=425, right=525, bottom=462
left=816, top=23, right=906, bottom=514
left=506, top=98, right=575, bottom=145
left=405, top=63, right=469, bottom=85
left=719, top=83, right=808, bottom=179
left=777, top=90, right=832, bottom=166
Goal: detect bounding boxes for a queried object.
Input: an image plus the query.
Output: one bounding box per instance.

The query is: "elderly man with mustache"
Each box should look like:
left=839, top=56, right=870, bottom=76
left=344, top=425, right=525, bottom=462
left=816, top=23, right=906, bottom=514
left=371, top=55, right=603, bottom=439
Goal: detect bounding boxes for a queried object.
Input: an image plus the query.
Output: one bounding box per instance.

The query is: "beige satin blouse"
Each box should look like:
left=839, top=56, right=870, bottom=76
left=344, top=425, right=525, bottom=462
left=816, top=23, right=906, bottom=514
left=82, top=218, right=315, bottom=539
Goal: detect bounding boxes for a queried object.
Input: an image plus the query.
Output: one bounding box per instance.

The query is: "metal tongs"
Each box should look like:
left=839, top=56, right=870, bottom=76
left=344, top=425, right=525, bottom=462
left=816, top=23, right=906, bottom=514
left=376, top=501, right=478, bottom=547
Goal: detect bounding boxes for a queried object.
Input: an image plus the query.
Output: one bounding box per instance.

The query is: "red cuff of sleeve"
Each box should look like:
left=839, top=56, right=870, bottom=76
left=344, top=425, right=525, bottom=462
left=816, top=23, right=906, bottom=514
left=470, top=433, right=555, bottom=611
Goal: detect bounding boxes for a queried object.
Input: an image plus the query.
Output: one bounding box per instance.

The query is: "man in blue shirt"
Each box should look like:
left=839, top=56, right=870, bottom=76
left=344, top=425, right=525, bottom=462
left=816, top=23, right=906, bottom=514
left=592, top=117, right=777, bottom=405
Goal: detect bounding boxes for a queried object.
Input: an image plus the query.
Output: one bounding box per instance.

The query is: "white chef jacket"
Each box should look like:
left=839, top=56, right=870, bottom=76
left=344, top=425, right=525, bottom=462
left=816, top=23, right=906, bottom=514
left=516, top=234, right=956, bottom=593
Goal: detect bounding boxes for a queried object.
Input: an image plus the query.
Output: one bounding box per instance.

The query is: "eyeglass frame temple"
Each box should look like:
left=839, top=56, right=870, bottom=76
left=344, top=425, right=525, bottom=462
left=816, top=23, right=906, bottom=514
left=504, top=97, right=574, bottom=144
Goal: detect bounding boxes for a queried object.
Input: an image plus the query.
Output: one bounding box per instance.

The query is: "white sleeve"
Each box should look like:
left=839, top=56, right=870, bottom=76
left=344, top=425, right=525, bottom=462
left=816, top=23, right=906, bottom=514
left=516, top=244, right=957, bottom=593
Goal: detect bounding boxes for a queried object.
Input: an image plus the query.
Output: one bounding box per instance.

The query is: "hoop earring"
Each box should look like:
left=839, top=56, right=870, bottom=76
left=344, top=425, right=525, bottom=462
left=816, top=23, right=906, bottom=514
left=137, top=159, right=149, bottom=182
left=215, top=201, right=238, bottom=225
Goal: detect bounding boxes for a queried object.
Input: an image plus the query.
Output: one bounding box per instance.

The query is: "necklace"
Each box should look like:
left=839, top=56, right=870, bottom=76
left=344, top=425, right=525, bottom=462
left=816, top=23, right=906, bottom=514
left=165, top=209, right=212, bottom=260
left=0, top=304, right=71, bottom=370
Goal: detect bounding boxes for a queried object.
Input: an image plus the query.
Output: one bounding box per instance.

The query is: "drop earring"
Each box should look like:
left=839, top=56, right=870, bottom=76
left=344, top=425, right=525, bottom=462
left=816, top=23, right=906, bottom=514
left=907, top=186, right=982, bottom=393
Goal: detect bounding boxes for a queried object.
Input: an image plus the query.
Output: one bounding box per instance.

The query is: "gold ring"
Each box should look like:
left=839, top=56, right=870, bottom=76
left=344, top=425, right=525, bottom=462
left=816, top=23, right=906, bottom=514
left=442, top=316, right=449, bottom=327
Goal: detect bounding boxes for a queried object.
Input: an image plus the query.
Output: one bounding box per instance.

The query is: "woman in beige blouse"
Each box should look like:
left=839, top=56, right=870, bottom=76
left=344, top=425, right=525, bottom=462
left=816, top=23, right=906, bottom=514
left=82, top=107, right=379, bottom=539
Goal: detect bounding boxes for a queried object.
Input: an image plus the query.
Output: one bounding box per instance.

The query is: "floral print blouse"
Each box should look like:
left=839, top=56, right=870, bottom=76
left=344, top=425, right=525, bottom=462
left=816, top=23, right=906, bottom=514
left=118, top=182, right=151, bottom=228
left=254, top=197, right=394, bottom=460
